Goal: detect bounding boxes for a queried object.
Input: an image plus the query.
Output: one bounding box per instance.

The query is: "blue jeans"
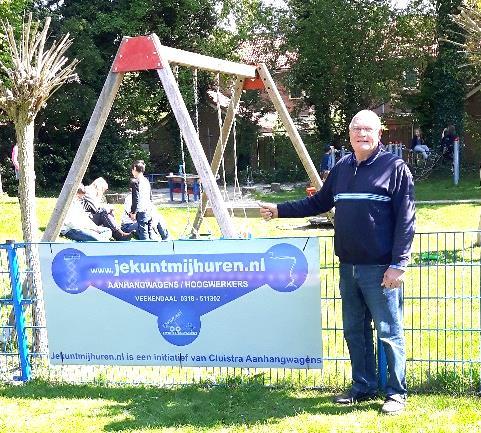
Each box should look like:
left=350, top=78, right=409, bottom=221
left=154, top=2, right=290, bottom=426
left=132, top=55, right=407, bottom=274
left=339, top=263, right=406, bottom=397
left=121, top=222, right=138, bottom=234
left=136, top=211, right=152, bottom=240
left=64, top=227, right=112, bottom=242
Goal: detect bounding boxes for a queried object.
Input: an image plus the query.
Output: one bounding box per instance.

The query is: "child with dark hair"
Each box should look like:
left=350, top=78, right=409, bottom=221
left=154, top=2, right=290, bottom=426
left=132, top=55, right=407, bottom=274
left=320, top=145, right=333, bottom=181
left=441, top=125, right=457, bottom=168
left=122, top=193, right=169, bottom=240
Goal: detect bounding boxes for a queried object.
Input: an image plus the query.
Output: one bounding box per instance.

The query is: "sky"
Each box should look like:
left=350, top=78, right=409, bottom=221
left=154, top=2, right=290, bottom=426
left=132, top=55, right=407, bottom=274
left=263, top=0, right=411, bottom=9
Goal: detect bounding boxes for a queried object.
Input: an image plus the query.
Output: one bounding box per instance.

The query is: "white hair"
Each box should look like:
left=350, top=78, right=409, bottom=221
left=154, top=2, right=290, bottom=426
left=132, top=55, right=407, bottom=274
left=349, top=110, right=382, bottom=130
left=86, top=177, right=108, bottom=199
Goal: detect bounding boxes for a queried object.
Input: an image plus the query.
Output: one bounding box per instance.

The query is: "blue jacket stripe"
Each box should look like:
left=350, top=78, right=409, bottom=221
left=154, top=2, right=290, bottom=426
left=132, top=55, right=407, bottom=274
left=334, top=193, right=391, bottom=202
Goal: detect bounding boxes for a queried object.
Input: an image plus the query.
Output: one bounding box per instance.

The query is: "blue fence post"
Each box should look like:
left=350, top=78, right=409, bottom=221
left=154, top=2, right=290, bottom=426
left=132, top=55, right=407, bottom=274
left=377, top=336, right=387, bottom=390
left=6, top=240, right=31, bottom=381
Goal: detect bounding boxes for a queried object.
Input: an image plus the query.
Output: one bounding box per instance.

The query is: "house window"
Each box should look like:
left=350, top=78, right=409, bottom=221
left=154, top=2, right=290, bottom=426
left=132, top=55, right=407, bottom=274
left=403, top=70, right=417, bottom=89
left=289, top=88, right=304, bottom=100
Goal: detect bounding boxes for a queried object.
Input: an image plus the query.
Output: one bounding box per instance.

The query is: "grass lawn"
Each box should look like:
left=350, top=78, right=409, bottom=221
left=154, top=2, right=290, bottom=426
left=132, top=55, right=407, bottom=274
left=1, top=198, right=479, bottom=242
left=1, top=174, right=481, bottom=432
left=0, top=381, right=481, bottom=433
left=254, top=169, right=481, bottom=203
left=0, top=170, right=480, bottom=242
left=414, top=169, right=481, bottom=201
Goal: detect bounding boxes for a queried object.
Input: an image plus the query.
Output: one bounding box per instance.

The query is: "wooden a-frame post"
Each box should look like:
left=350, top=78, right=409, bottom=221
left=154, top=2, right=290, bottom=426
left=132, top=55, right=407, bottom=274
left=190, top=76, right=245, bottom=237
left=43, top=34, right=326, bottom=241
left=42, top=71, right=124, bottom=241
left=190, top=64, right=332, bottom=235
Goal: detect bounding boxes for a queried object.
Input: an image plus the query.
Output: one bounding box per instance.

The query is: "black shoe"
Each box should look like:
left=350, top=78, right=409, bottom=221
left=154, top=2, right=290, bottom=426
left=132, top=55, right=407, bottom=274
left=333, top=390, right=378, bottom=405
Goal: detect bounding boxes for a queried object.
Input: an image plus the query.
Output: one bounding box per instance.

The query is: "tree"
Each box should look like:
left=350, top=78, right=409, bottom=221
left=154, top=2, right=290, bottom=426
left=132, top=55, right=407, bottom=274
left=0, top=14, right=77, bottom=350
left=0, top=0, right=33, bottom=195
left=283, top=0, right=435, bottom=142
left=27, top=0, right=282, bottom=189
left=414, top=0, right=467, bottom=147
left=30, top=0, right=220, bottom=188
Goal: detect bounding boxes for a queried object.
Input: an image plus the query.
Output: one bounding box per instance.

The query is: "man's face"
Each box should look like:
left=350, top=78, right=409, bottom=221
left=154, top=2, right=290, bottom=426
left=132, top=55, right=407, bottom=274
left=349, top=113, right=382, bottom=159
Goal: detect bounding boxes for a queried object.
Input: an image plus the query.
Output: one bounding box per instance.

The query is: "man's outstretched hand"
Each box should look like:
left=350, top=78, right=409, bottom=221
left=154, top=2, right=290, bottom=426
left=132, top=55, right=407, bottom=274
left=259, top=202, right=278, bottom=221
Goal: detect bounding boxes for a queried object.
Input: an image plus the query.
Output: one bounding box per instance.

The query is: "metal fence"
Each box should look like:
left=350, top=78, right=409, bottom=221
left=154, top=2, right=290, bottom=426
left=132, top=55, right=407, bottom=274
left=1, top=232, right=480, bottom=392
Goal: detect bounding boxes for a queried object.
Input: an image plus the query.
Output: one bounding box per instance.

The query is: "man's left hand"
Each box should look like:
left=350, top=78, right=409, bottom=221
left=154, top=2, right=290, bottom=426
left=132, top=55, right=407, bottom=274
left=382, top=267, right=405, bottom=289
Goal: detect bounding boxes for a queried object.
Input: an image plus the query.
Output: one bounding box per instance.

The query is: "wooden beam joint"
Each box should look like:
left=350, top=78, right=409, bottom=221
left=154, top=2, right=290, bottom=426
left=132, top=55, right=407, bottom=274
left=112, top=36, right=163, bottom=72
left=243, top=71, right=265, bottom=90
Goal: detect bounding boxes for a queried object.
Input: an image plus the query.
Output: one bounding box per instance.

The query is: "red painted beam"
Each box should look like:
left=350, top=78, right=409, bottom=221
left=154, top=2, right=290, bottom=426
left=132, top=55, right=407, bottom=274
left=112, top=35, right=163, bottom=72
left=243, top=73, right=265, bottom=90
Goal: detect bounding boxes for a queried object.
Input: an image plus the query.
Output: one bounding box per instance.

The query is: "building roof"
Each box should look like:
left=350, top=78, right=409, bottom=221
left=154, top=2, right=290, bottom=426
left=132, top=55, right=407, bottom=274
left=465, top=82, right=481, bottom=100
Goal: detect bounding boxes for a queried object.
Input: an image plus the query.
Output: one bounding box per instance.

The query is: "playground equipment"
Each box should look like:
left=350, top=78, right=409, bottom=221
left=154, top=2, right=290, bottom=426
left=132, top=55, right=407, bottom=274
left=405, top=136, right=461, bottom=184
left=42, top=34, right=326, bottom=241
left=453, top=137, right=460, bottom=185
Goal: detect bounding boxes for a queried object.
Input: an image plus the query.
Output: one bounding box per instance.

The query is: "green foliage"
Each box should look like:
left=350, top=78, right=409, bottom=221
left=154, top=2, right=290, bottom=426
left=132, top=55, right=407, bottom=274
left=413, top=0, right=468, bottom=147
left=284, top=0, right=433, bottom=142
left=0, top=0, right=33, bottom=61
left=212, top=0, right=280, bottom=61
left=12, top=0, right=220, bottom=194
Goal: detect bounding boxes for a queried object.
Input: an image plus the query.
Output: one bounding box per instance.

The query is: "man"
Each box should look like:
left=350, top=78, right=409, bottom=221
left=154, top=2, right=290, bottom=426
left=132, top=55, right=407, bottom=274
left=260, top=110, right=415, bottom=415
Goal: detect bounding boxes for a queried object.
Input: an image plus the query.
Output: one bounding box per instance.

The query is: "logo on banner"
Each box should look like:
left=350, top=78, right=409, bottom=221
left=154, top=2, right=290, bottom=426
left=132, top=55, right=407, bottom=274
left=51, top=244, right=308, bottom=346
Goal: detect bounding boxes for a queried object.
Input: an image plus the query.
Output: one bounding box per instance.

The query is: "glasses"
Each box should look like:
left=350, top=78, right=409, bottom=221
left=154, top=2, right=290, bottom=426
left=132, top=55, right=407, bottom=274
left=351, top=127, right=378, bottom=134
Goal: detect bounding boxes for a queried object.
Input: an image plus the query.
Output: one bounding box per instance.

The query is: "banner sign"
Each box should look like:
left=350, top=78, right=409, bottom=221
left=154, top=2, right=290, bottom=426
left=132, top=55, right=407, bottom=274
left=39, top=237, right=322, bottom=369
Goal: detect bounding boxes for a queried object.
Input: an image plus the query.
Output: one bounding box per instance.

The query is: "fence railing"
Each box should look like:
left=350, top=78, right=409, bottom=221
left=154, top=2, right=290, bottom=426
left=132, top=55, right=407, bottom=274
left=1, top=232, right=480, bottom=392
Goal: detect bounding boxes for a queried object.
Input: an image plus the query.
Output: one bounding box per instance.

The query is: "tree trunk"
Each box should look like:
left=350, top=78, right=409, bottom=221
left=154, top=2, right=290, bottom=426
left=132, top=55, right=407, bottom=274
left=16, top=121, right=38, bottom=242
left=15, top=120, right=47, bottom=355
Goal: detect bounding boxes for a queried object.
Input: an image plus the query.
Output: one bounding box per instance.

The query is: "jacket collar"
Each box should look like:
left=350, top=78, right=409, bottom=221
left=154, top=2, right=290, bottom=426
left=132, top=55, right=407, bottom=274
left=350, top=144, right=384, bottom=167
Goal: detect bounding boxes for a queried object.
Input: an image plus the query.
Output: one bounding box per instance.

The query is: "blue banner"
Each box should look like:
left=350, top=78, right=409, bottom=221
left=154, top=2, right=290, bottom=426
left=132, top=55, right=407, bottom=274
left=39, top=238, right=322, bottom=369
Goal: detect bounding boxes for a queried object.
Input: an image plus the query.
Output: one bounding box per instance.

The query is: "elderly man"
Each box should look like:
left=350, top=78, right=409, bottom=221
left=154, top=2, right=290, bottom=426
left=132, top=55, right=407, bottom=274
left=260, top=110, right=415, bottom=415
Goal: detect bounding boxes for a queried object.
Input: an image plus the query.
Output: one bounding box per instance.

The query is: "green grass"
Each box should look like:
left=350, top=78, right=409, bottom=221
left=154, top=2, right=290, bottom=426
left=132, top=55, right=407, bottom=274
left=1, top=191, right=480, bottom=244
left=1, top=178, right=481, bottom=432
left=254, top=169, right=481, bottom=203
left=0, top=381, right=481, bottom=433
left=414, top=170, right=481, bottom=201
left=0, top=170, right=479, bottom=242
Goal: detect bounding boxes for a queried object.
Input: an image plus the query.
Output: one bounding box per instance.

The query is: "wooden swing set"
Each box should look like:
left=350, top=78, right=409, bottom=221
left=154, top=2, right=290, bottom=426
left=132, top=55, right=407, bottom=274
left=42, top=34, right=324, bottom=241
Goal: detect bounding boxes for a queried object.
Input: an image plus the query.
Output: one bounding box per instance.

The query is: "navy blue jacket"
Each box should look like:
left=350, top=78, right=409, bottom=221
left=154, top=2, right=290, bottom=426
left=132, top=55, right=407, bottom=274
left=278, top=145, right=415, bottom=268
